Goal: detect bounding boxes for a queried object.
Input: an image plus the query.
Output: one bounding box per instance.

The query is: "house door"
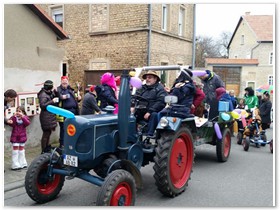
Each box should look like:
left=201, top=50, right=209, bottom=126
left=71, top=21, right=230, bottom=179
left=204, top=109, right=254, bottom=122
left=84, top=69, right=124, bottom=91
left=213, top=66, right=241, bottom=97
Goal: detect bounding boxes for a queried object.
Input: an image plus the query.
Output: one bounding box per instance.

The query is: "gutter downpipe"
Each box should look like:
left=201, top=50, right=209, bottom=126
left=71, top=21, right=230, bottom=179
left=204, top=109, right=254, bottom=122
left=147, top=4, right=152, bottom=66
left=251, top=41, right=260, bottom=58
left=192, top=4, right=196, bottom=69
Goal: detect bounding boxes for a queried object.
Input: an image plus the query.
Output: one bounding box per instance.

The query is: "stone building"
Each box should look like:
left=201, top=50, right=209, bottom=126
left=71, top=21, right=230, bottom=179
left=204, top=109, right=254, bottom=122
left=38, top=4, right=195, bottom=89
left=205, top=13, right=273, bottom=98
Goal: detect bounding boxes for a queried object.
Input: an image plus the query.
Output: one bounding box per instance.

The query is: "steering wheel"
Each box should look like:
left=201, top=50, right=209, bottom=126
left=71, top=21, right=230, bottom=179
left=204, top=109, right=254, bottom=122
left=132, top=95, right=149, bottom=109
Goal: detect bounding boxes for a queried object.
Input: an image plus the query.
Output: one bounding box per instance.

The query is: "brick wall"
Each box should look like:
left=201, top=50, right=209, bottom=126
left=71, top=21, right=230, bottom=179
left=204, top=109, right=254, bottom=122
left=39, top=4, right=194, bottom=90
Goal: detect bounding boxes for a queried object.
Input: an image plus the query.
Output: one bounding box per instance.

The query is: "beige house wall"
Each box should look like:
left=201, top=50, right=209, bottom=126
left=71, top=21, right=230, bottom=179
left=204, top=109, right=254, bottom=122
left=228, top=17, right=273, bottom=98
left=4, top=4, right=64, bottom=149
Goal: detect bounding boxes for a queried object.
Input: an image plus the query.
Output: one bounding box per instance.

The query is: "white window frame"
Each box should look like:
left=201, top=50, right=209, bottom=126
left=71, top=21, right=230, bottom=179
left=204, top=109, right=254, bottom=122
left=269, top=52, right=273, bottom=65
left=49, top=5, right=64, bottom=28
left=178, top=6, right=185, bottom=36
left=162, top=4, right=168, bottom=31
left=268, top=75, right=273, bottom=85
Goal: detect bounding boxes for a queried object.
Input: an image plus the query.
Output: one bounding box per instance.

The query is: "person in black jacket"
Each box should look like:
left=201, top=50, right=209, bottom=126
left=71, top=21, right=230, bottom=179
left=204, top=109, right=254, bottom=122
left=147, top=69, right=195, bottom=138
left=259, top=91, right=272, bottom=130
left=95, top=72, right=119, bottom=113
left=37, top=80, right=58, bottom=153
left=56, top=76, right=81, bottom=148
left=131, top=70, right=167, bottom=138
left=81, top=85, right=101, bottom=115
left=198, top=70, right=225, bottom=120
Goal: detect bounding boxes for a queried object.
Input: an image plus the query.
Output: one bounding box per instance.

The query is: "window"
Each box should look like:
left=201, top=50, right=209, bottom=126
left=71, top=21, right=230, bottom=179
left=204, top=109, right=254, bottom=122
left=50, top=5, right=63, bottom=28
left=178, top=6, right=185, bottom=36
left=241, top=35, right=244, bottom=45
left=160, top=62, right=168, bottom=84
left=247, top=81, right=255, bottom=90
left=162, top=4, right=168, bottom=31
left=269, top=52, right=273, bottom=65
left=268, top=75, right=273, bottom=85
left=89, top=4, right=109, bottom=33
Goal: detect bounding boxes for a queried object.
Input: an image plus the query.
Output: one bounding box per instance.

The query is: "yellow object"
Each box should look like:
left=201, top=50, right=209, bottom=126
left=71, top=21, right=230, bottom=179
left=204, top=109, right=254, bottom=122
left=129, top=71, right=136, bottom=77
left=231, top=111, right=240, bottom=119
left=233, top=121, right=238, bottom=133
left=241, top=110, right=247, bottom=117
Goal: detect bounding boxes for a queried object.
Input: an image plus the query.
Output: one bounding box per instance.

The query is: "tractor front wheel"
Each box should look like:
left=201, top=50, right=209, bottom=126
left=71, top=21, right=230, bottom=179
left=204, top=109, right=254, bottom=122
left=25, top=153, right=65, bottom=203
left=153, top=127, right=194, bottom=197
left=96, top=169, right=136, bottom=206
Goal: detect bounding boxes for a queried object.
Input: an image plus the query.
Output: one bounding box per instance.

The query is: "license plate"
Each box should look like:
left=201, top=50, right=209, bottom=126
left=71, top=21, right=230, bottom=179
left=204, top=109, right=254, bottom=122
left=63, top=155, right=78, bottom=167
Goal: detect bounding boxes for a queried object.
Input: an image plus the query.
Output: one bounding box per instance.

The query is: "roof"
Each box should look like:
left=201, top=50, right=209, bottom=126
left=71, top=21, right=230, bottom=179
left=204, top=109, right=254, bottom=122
left=206, top=58, right=259, bottom=65
left=228, top=14, right=273, bottom=48
left=243, top=15, right=273, bottom=41
left=25, top=4, right=68, bottom=40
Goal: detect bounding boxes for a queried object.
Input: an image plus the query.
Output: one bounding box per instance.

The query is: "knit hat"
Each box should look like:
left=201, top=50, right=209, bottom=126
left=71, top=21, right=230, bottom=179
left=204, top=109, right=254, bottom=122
left=61, top=76, right=69, bottom=80
left=216, top=87, right=226, bottom=100
left=44, top=80, right=53, bottom=90
left=89, top=85, right=95, bottom=92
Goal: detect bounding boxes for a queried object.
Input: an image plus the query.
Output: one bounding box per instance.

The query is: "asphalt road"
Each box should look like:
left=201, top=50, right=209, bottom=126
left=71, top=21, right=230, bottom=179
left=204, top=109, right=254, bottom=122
left=4, top=127, right=274, bottom=207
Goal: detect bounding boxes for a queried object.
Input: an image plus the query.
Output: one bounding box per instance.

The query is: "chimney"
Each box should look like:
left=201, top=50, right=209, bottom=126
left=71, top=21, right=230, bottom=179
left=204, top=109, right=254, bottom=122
left=245, top=12, right=251, bottom=15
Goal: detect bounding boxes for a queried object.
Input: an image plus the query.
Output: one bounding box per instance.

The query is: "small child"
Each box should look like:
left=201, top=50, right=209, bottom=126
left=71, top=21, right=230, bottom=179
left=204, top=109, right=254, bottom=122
left=7, top=106, right=30, bottom=170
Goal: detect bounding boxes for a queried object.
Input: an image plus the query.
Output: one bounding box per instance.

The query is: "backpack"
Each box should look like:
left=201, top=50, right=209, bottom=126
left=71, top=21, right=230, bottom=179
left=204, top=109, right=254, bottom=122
left=95, top=85, right=104, bottom=107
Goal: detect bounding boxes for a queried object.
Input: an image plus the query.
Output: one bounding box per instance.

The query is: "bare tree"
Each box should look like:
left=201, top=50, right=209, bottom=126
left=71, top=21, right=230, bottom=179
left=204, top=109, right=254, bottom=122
left=195, top=31, right=233, bottom=67
left=216, top=31, right=232, bottom=57
left=195, top=36, right=220, bottom=67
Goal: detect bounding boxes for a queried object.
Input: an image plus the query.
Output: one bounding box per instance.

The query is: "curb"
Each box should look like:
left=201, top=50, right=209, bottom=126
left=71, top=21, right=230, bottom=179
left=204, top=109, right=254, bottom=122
left=4, top=180, right=25, bottom=192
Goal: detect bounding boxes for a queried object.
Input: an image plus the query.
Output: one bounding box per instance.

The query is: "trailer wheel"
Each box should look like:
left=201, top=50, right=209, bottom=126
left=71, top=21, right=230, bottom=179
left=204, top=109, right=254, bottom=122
left=237, top=131, right=243, bottom=145
left=153, top=127, right=194, bottom=197
left=242, top=137, right=250, bottom=151
left=260, top=134, right=267, bottom=146
left=216, top=128, right=231, bottom=162
left=270, top=140, right=273, bottom=153
left=25, top=153, right=65, bottom=203
left=96, top=169, right=136, bottom=206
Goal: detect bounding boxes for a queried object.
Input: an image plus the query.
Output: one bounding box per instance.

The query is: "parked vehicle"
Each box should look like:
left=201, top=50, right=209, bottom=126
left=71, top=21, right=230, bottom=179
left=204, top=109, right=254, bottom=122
left=25, top=66, right=233, bottom=206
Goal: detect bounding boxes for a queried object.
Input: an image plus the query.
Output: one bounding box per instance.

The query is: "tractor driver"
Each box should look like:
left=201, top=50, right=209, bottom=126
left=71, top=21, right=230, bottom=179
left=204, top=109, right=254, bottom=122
left=131, top=71, right=167, bottom=138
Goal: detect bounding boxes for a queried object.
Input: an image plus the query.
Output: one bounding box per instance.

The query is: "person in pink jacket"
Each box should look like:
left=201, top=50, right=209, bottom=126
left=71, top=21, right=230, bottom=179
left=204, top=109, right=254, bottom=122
left=7, top=106, right=30, bottom=170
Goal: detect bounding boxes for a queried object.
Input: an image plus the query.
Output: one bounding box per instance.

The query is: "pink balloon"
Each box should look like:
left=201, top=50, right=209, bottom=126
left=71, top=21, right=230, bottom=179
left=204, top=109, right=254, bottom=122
left=130, top=77, right=142, bottom=88
left=214, top=122, right=222, bottom=139
left=241, top=116, right=247, bottom=128
left=192, top=70, right=207, bottom=77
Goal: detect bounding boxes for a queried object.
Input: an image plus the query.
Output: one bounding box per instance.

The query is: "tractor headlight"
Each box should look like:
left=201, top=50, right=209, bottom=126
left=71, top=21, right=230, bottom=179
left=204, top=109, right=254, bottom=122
left=160, top=118, right=169, bottom=127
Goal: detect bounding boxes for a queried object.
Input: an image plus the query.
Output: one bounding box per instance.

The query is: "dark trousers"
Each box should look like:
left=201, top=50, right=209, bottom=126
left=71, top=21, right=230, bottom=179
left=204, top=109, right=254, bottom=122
left=59, top=122, right=64, bottom=147
left=147, top=112, right=161, bottom=136
left=41, top=130, right=52, bottom=152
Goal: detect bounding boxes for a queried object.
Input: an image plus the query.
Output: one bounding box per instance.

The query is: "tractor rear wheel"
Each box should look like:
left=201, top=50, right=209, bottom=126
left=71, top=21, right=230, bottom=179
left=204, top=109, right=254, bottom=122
left=216, top=128, right=231, bottom=162
left=153, top=127, right=194, bottom=197
left=96, top=169, right=136, bottom=206
left=25, top=153, right=65, bottom=203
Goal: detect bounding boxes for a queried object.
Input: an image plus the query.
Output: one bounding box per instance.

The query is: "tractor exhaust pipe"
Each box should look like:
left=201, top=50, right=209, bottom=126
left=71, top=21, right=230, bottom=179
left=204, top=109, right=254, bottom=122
left=118, top=70, right=130, bottom=150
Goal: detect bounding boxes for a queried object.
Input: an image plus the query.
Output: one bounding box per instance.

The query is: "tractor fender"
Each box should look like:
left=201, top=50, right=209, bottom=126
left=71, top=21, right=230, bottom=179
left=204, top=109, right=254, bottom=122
left=107, top=159, right=143, bottom=189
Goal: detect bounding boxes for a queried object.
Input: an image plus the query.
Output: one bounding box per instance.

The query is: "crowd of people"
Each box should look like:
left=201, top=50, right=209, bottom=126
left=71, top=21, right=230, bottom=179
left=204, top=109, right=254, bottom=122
left=4, top=69, right=273, bottom=170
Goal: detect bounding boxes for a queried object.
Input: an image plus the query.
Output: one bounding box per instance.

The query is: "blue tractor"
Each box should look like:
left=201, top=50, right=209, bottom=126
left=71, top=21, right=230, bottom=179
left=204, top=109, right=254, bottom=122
left=24, top=66, right=232, bottom=206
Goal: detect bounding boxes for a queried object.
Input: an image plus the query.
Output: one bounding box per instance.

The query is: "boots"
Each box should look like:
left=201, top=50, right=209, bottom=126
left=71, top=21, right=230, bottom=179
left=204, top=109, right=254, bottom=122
left=18, top=150, right=28, bottom=169
left=11, top=150, right=21, bottom=170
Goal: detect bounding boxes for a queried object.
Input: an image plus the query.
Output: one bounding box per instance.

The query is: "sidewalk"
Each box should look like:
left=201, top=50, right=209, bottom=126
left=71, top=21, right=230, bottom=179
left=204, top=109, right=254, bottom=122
left=4, top=143, right=59, bottom=192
